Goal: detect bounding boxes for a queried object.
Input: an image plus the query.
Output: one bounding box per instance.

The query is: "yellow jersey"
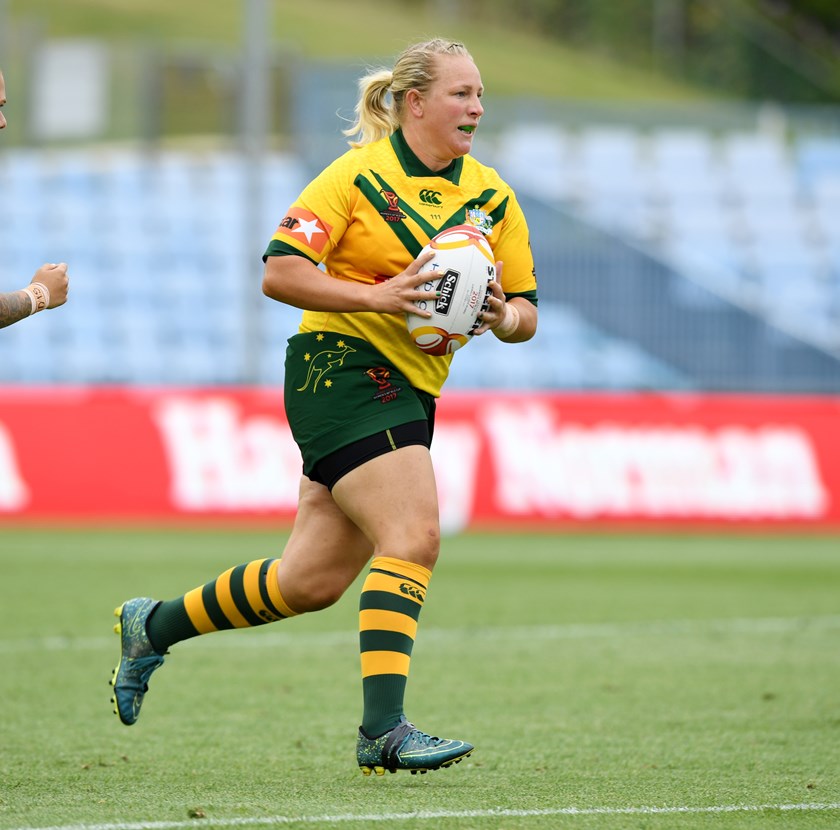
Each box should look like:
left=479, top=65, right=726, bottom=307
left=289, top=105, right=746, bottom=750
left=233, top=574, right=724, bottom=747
left=265, top=129, right=537, bottom=397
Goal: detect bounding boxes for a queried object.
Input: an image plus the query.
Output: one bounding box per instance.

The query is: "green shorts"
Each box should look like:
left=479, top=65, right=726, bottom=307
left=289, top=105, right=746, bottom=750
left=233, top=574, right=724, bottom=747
left=284, top=332, right=436, bottom=484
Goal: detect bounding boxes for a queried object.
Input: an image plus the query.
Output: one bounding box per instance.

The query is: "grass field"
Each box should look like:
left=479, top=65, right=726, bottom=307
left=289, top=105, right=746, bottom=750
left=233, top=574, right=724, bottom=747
left=1, top=528, right=839, bottom=830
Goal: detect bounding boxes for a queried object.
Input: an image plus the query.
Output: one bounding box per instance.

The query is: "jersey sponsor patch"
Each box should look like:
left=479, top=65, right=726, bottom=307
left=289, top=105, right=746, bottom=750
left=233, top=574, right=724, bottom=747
left=272, top=207, right=333, bottom=256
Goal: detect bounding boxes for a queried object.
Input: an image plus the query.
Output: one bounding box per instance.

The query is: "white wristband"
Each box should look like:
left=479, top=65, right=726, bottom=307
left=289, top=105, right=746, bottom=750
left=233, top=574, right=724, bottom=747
left=494, top=303, right=520, bottom=339
left=23, top=282, right=50, bottom=315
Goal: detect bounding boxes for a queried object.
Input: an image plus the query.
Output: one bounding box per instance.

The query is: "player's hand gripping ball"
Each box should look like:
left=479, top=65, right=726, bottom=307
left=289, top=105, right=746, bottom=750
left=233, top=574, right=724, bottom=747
left=406, top=225, right=495, bottom=356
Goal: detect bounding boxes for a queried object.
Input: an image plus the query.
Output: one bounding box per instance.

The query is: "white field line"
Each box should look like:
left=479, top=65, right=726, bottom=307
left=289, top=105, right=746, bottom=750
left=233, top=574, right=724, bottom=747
left=2, top=614, right=840, bottom=656
left=10, top=802, right=840, bottom=830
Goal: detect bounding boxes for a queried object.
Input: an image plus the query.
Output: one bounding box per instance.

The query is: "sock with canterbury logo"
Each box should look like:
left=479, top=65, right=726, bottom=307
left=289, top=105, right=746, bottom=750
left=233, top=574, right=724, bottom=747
left=359, top=555, right=431, bottom=738
left=145, top=558, right=299, bottom=653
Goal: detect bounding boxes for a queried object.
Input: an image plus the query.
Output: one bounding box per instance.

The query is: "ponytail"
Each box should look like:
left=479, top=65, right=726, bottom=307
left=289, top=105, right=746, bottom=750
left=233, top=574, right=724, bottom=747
left=342, top=69, right=397, bottom=148
left=343, top=39, right=472, bottom=148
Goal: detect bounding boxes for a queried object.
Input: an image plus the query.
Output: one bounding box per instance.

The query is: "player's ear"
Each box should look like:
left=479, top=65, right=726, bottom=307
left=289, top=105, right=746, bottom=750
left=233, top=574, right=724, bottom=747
left=405, top=88, right=424, bottom=118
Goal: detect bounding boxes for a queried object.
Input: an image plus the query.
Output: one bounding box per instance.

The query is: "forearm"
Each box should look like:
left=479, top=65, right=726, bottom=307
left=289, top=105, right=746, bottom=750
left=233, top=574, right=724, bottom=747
left=0, top=290, right=33, bottom=329
left=263, top=256, right=374, bottom=313
left=493, top=297, right=538, bottom=343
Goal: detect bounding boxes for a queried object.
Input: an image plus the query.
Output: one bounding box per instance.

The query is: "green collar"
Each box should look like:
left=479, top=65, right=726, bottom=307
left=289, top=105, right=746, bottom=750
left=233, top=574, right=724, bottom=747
left=389, top=128, right=463, bottom=183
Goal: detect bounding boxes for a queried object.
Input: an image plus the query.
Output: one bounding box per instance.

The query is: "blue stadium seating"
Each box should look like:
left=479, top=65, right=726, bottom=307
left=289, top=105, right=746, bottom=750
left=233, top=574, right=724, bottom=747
left=494, top=123, right=840, bottom=365
left=1, top=126, right=839, bottom=390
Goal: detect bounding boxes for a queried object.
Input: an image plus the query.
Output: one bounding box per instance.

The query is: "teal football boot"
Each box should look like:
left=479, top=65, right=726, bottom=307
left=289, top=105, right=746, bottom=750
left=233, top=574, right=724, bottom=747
left=357, top=716, right=474, bottom=775
left=109, top=597, right=165, bottom=725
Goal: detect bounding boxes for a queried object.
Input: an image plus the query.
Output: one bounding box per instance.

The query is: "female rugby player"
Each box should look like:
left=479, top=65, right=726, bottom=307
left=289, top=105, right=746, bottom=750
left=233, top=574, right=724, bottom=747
left=111, top=38, right=538, bottom=776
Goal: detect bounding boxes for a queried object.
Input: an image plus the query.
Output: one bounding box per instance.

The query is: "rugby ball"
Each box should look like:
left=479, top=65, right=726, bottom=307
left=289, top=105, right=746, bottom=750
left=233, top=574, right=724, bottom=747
left=406, top=225, right=495, bottom=356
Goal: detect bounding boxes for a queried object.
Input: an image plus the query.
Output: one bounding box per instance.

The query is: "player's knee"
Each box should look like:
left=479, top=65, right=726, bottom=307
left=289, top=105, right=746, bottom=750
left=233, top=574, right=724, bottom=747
left=299, top=589, right=342, bottom=612
left=392, top=522, right=440, bottom=571
left=286, top=577, right=347, bottom=613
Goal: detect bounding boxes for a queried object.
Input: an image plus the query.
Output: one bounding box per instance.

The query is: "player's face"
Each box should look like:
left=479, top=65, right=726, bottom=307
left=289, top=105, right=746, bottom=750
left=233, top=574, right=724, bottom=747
left=0, top=71, right=6, bottom=130
left=415, top=55, right=484, bottom=168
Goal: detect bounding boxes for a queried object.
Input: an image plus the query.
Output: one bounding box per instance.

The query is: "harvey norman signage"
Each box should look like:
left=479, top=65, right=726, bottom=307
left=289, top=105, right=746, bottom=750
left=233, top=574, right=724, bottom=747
left=0, top=389, right=836, bottom=529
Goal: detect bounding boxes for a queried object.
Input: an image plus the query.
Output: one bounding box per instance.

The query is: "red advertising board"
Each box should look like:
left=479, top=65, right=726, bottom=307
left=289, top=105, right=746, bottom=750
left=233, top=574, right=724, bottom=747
left=0, top=387, right=838, bottom=529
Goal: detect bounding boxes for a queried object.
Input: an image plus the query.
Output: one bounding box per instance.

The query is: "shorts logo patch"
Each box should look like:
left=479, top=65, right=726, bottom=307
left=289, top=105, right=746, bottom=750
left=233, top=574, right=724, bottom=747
left=297, top=339, right=356, bottom=392
left=365, top=367, right=402, bottom=404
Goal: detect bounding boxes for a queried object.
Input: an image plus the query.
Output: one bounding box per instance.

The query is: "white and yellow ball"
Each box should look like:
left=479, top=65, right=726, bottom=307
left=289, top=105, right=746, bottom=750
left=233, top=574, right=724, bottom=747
left=406, top=225, right=495, bottom=357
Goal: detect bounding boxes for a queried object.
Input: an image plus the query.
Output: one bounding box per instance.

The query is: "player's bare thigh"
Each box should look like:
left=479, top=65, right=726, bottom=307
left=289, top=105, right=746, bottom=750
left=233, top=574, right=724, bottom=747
left=330, top=444, right=440, bottom=571
left=275, top=475, right=373, bottom=613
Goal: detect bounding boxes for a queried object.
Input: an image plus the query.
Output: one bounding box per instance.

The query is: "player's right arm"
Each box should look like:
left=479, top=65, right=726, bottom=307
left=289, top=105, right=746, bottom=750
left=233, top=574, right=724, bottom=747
left=262, top=252, right=436, bottom=318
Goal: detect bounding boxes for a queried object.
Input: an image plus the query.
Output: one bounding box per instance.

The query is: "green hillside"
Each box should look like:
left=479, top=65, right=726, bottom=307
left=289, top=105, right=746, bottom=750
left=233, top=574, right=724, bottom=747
left=6, top=0, right=714, bottom=102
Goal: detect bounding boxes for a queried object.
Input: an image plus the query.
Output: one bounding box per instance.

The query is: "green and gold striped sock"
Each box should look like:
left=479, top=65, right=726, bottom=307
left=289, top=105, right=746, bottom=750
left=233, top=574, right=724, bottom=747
left=359, top=556, right=431, bottom=738
left=146, top=558, right=298, bottom=653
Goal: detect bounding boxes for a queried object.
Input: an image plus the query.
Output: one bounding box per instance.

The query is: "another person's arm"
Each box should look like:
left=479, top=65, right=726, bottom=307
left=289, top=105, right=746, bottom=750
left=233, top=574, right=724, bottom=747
left=0, top=262, right=69, bottom=329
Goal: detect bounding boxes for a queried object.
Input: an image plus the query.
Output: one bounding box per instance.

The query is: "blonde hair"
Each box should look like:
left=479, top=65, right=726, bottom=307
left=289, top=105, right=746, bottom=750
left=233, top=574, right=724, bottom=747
left=343, top=38, right=473, bottom=148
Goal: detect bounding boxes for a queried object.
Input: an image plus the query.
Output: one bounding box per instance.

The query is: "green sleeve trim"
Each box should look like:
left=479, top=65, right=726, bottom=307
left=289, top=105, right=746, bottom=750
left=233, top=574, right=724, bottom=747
left=505, top=289, right=538, bottom=306
left=263, top=239, right=319, bottom=265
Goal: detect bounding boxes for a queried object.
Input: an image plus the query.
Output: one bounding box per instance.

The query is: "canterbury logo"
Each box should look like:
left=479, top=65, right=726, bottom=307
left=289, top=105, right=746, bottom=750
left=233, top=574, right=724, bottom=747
left=400, top=583, right=426, bottom=602
left=419, top=189, right=442, bottom=206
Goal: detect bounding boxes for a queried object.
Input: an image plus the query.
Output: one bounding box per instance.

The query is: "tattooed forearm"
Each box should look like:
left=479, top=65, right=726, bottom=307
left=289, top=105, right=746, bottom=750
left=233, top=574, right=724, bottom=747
left=0, top=290, right=32, bottom=329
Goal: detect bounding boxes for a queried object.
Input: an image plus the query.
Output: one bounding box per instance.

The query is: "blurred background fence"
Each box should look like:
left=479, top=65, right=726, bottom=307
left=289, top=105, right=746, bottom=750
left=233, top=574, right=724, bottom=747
left=1, top=0, right=839, bottom=392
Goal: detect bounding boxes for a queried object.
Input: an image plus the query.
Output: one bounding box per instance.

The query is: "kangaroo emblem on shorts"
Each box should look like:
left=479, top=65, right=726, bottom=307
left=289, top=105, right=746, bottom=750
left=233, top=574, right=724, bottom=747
left=297, top=343, right=357, bottom=392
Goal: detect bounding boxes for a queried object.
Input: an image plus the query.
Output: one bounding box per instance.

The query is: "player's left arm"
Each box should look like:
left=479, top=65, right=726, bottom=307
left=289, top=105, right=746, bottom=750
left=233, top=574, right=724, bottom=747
left=474, top=264, right=538, bottom=342
left=474, top=192, right=538, bottom=342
